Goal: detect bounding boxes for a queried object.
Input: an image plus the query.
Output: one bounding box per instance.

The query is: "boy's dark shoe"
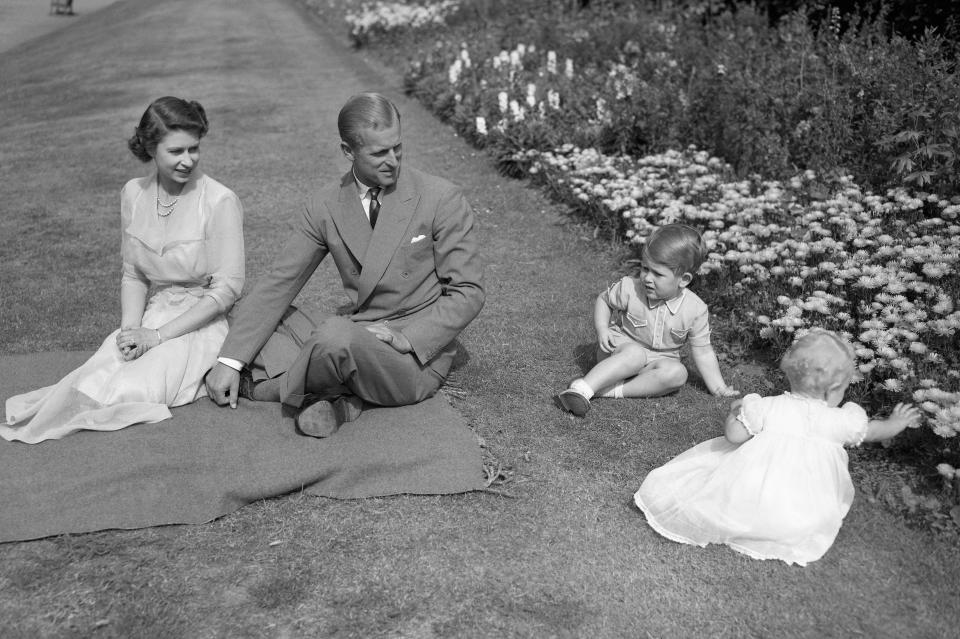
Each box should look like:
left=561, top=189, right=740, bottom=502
left=557, top=388, right=591, bottom=417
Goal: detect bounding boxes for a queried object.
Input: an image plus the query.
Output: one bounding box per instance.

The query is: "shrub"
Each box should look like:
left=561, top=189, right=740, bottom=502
left=392, top=0, right=960, bottom=197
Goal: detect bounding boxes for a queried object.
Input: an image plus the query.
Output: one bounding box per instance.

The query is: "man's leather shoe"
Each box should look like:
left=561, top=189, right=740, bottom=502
left=295, top=395, right=364, bottom=438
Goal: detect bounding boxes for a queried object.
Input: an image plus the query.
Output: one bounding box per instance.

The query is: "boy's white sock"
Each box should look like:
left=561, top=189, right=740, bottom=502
left=569, top=378, right=594, bottom=399
left=600, top=383, right=624, bottom=399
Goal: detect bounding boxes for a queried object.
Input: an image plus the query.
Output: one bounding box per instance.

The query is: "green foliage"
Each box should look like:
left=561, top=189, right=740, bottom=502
left=874, top=33, right=960, bottom=192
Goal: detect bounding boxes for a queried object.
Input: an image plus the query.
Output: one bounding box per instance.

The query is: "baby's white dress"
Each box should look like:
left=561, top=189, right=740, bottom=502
left=2, top=171, right=244, bottom=443
left=634, top=392, right=869, bottom=566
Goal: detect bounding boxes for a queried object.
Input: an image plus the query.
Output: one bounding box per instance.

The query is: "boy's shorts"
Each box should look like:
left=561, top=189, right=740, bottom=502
left=597, top=327, right=680, bottom=363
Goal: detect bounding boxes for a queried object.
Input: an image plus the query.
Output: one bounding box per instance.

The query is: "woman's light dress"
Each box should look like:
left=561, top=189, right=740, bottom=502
left=2, top=171, right=244, bottom=443
left=634, top=392, right=869, bottom=566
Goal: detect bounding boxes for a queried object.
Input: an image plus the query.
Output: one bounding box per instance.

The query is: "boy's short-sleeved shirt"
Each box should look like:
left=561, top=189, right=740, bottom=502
left=602, top=276, right=711, bottom=354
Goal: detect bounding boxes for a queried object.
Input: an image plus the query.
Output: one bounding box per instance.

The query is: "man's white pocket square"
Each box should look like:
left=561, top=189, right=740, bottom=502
left=410, top=234, right=426, bottom=243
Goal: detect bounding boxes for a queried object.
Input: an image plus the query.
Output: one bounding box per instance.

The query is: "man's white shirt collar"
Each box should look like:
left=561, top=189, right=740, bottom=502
left=353, top=170, right=379, bottom=200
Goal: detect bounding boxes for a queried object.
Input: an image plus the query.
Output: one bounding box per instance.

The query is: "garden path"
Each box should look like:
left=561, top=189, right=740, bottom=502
left=0, top=0, right=119, bottom=54
left=1, top=0, right=958, bottom=636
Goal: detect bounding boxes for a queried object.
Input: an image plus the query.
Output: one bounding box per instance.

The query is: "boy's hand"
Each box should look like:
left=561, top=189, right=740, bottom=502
left=712, top=384, right=740, bottom=397
left=597, top=329, right=617, bottom=353
left=890, top=402, right=922, bottom=429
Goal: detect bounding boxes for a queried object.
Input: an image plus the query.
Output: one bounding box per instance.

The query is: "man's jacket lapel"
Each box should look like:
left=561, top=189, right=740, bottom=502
left=357, top=173, right=418, bottom=305
left=329, top=172, right=372, bottom=264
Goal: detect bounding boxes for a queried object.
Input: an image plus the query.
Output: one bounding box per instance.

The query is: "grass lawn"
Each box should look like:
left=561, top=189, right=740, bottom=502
left=1, top=0, right=958, bottom=637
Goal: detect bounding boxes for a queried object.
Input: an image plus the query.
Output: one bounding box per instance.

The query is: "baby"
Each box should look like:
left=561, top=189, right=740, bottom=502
left=634, top=328, right=921, bottom=566
left=557, top=223, right=737, bottom=416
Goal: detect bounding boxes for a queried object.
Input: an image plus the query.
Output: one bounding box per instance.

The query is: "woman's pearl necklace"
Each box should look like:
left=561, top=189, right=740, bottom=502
left=156, top=176, right=183, bottom=218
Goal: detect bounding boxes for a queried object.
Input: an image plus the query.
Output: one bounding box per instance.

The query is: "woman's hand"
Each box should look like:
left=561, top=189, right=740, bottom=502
left=116, top=327, right=161, bottom=361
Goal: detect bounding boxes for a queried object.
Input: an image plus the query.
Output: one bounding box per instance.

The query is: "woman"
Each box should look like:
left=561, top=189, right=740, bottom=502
left=2, top=96, right=245, bottom=443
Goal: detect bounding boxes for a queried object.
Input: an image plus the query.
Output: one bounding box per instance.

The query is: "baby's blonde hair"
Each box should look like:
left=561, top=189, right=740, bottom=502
left=779, top=328, right=857, bottom=396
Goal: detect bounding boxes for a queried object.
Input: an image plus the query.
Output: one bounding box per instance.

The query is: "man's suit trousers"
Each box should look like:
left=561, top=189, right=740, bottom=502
left=254, top=311, right=446, bottom=408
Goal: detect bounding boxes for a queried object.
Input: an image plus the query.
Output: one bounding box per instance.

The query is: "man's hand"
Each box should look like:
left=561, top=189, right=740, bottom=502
left=205, top=362, right=241, bottom=408
left=366, top=322, right=412, bottom=353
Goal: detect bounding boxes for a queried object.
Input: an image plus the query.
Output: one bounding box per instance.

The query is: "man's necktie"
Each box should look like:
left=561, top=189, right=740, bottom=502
left=368, top=187, right=381, bottom=228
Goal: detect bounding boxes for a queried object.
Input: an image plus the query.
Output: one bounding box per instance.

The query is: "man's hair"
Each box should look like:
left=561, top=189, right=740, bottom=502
left=338, top=92, right=401, bottom=149
left=643, top=224, right=708, bottom=275
left=127, top=96, right=209, bottom=163
left=780, top=328, right=858, bottom=396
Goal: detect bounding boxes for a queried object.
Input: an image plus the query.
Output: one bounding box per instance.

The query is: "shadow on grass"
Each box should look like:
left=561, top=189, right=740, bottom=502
left=247, top=566, right=315, bottom=610
left=572, top=342, right=596, bottom=376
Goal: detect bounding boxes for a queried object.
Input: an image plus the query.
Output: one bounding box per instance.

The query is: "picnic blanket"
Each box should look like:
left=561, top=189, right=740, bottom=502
left=0, top=352, right=484, bottom=543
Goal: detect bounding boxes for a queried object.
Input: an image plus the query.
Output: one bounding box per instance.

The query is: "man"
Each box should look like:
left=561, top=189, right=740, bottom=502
left=205, top=93, right=484, bottom=436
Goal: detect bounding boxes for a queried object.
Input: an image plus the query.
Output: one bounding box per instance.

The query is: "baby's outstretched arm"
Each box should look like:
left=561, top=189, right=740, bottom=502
left=723, top=398, right=752, bottom=444
left=690, top=344, right=739, bottom=397
left=862, top=403, right=922, bottom=443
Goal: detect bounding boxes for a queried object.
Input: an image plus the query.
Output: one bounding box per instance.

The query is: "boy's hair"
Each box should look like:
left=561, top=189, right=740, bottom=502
left=643, top=224, right=708, bottom=276
left=780, top=328, right=858, bottom=396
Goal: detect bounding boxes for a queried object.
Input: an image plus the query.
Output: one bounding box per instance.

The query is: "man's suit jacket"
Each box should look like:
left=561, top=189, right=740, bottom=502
left=219, top=166, right=485, bottom=378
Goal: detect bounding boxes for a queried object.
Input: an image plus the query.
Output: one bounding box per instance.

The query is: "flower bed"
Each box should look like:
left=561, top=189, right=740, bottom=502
left=525, top=145, right=960, bottom=446
left=335, top=0, right=460, bottom=47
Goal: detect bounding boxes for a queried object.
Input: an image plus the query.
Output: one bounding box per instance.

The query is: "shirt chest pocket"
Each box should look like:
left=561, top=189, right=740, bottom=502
left=622, top=312, right=653, bottom=343
left=665, top=326, right=690, bottom=348
left=625, top=312, right=647, bottom=329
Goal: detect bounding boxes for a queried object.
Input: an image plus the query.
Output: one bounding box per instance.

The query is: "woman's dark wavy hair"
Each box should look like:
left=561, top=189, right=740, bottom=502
left=127, top=96, right=209, bottom=162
